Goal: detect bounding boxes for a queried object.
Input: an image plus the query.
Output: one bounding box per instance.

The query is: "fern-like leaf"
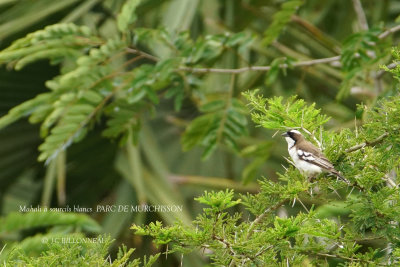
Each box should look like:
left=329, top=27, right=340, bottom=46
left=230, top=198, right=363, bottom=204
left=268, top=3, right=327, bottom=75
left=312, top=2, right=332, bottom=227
left=0, top=23, right=97, bottom=70
left=182, top=98, right=248, bottom=159
left=0, top=212, right=101, bottom=234
left=262, top=0, right=304, bottom=46
left=102, top=100, right=144, bottom=145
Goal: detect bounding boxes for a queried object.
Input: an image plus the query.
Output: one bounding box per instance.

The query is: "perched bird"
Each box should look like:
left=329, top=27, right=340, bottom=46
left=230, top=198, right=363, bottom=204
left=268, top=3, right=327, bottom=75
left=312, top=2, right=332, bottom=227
left=281, top=129, right=348, bottom=183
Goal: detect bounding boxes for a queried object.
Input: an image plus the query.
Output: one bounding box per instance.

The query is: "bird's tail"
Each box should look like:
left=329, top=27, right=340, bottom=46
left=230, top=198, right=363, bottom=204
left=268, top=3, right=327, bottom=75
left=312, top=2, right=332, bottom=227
left=331, top=170, right=350, bottom=185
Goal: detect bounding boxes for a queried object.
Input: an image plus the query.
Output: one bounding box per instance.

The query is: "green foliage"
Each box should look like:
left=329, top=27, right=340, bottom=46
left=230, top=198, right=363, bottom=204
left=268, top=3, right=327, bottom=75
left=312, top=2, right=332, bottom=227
left=102, top=100, right=144, bottom=145
left=341, top=29, right=381, bottom=72
left=265, top=57, right=294, bottom=86
left=0, top=23, right=96, bottom=70
left=0, top=212, right=101, bottom=234
left=0, top=211, right=159, bottom=266
left=338, top=28, right=389, bottom=99
left=243, top=89, right=329, bottom=133
left=182, top=98, right=248, bottom=159
left=0, top=93, right=52, bottom=130
left=118, top=0, right=142, bottom=33
left=195, top=189, right=241, bottom=212
left=262, top=0, right=304, bottom=46
left=0, top=17, right=254, bottom=163
left=5, top=235, right=113, bottom=266
left=133, top=89, right=400, bottom=266
left=1, top=1, right=400, bottom=266
left=0, top=211, right=100, bottom=262
left=240, top=141, right=273, bottom=184
left=0, top=36, right=128, bottom=162
left=382, top=47, right=400, bottom=82
left=4, top=235, right=158, bottom=267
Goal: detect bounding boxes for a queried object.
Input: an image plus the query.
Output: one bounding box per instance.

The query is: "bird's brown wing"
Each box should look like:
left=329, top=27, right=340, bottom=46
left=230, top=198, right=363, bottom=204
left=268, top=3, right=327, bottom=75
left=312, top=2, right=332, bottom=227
left=296, top=140, right=335, bottom=171
left=296, top=140, right=349, bottom=183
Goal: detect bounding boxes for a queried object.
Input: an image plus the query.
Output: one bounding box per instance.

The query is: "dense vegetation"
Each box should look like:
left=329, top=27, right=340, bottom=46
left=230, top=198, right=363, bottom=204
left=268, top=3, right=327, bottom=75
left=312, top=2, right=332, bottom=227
left=0, top=0, right=400, bottom=266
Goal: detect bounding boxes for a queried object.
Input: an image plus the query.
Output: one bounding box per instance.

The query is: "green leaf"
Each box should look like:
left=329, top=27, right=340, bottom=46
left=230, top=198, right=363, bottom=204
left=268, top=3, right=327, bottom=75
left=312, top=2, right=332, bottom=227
left=243, top=90, right=329, bottom=132
left=0, top=212, right=101, bottom=234
left=182, top=98, right=248, bottom=159
left=199, top=100, right=226, bottom=113
left=266, top=57, right=285, bottom=85
left=262, top=0, right=304, bottom=46
left=102, top=100, right=143, bottom=145
left=195, top=190, right=241, bottom=211
left=117, top=0, right=142, bottom=32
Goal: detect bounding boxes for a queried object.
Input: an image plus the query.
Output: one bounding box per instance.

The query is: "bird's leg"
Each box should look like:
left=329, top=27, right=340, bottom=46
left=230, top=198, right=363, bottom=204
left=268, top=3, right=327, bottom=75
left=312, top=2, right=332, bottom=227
left=308, top=174, right=317, bottom=183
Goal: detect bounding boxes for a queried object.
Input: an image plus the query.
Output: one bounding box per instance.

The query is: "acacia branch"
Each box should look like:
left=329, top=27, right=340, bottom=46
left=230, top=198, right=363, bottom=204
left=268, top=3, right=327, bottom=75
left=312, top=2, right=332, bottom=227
left=379, top=24, right=400, bottom=39
left=345, top=132, right=389, bottom=153
left=246, top=199, right=288, bottom=239
left=213, top=235, right=237, bottom=258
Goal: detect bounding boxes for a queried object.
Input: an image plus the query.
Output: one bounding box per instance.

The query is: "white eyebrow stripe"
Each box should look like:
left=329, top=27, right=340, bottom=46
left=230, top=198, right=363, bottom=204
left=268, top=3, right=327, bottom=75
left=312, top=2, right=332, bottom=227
left=289, top=130, right=302, bottom=135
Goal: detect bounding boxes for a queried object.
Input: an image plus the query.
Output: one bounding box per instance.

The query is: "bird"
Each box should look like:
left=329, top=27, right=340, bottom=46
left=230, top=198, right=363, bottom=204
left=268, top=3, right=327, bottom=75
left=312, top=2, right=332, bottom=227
left=281, top=129, right=348, bottom=183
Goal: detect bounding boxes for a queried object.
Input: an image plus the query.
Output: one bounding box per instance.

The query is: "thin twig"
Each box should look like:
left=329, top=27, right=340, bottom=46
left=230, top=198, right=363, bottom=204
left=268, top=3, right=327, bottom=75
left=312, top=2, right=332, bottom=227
left=352, top=0, right=369, bottom=31
left=383, top=173, right=398, bottom=188
left=376, top=62, right=399, bottom=79
left=214, top=235, right=237, bottom=257
left=216, top=74, right=235, bottom=143
left=253, top=245, right=272, bottom=259
left=379, top=24, right=400, bottom=39
left=126, top=47, right=159, bottom=62
left=345, top=132, right=389, bottom=153
left=246, top=199, right=287, bottom=239
left=0, top=244, right=6, bottom=256
left=178, top=24, right=400, bottom=75
left=179, top=56, right=341, bottom=74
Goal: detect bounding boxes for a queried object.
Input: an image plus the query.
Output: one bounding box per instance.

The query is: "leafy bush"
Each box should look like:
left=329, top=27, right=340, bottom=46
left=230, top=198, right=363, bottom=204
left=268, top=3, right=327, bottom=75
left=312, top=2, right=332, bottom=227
left=133, top=89, right=400, bottom=266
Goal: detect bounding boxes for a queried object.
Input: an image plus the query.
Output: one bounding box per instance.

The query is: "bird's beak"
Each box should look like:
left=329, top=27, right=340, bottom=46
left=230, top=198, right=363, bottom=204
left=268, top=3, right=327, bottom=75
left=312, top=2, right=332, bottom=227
left=281, top=132, right=289, bottom=137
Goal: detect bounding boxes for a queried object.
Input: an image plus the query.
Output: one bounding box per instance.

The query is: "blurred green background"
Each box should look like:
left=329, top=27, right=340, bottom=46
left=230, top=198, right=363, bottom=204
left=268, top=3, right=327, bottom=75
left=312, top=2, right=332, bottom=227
left=0, top=0, right=399, bottom=266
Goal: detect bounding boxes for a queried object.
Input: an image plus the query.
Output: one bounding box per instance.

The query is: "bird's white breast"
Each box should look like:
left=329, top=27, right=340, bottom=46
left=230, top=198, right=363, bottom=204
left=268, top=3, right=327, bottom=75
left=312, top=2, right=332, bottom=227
left=288, top=146, right=322, bottom=177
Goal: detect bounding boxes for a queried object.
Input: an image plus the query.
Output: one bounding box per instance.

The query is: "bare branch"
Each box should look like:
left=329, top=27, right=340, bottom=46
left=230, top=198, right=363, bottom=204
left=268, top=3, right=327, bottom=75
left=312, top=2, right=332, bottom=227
left=379, top=24, right=400, bottom=39
left=352, top=0, right=369, bottom=31
left=345, top=132, right=389, bottom=153
left=246, top=199, right=288, bottom=239
left=126, top=47, right=159, bottom=62
left=179, top=56, right=341, bottom=74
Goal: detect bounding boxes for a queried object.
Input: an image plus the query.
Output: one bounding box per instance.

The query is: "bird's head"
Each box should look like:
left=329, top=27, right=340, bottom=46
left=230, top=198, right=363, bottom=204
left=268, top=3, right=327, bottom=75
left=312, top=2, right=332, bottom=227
left=281, top=129, right=303, bottom=147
